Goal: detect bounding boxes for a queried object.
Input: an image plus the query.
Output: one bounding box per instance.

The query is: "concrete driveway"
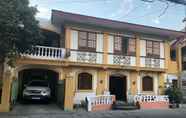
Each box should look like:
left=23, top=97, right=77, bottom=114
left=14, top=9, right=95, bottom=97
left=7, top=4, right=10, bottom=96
left=1, top=103, right=186, bottom=118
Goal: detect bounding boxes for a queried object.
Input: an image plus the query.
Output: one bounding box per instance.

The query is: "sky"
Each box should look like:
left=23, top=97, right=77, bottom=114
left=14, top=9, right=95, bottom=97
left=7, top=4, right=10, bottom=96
left=29, top=0, right=186, bottom=31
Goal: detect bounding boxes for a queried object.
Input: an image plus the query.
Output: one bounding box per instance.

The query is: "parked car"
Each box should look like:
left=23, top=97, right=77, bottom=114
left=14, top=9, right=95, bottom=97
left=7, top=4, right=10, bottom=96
left=23, top=80, right=51, bottom=101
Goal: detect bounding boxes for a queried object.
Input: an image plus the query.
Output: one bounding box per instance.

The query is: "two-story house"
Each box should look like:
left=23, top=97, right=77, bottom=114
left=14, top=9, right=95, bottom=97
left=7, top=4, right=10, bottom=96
left=0, top=10, right=184, bottom=112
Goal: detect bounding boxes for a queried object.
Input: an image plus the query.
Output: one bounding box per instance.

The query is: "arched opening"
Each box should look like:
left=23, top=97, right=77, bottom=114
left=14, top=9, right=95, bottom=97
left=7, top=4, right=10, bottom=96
left=142, top=76, right=153, bottom=92
left=109, top=74, right=127, bottom=101
left=78, top=72, right=93, bottom=90
left=17, top=68, right=61, bottom=104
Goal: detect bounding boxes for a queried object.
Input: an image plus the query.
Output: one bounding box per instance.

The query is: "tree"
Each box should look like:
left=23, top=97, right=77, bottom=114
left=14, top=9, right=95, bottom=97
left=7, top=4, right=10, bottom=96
left=0, top=0, right=42, bottom=67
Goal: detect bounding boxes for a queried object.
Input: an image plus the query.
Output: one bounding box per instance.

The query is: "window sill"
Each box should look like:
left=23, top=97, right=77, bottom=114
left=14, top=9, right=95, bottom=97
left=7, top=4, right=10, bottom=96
left=141, top=91, right=155, bottom=94
left=76, top=90, right=94, bottom=93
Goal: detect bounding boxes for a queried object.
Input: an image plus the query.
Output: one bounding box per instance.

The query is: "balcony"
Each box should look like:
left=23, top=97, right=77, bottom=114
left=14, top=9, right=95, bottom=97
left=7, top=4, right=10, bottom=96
left=22, top=45, right=66, bottom=60
left=140, top=56, right=165, bottom=69
left=22, top=46, right=166, bottom=70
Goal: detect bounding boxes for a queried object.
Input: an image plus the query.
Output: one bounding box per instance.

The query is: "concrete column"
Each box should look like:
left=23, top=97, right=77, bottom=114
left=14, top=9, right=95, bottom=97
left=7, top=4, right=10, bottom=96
left=64, top=69, right=75, bottom=111
left=65, top=27, right=71, bottom=49
left=164, top=41, right=170, bottom=70
left=103, top=33, right=109, bottom=65
left=130, top=71, right=138, bottom=95
left=0, top=71, right=12, bottom=112
left=96, top=70, right=108, bottom=95
left=159, top=73, right=165, bottom=95
left=136, top=35, right=140, bottom=70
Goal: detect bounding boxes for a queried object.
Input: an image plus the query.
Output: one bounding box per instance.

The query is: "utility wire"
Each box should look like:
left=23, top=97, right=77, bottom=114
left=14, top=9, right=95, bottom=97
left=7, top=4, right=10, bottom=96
left=128, top=3, right=176, bottom=20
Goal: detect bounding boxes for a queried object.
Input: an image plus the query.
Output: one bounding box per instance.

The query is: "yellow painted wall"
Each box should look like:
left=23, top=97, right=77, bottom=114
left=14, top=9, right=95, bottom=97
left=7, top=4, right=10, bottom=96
left=130, top=71, right=138, bottom=95
left=158, top=73, right=165, bottom=95
left=136, top=36, right=140, bottom=70
left=65, top=27, right=71, bottom=49
left=64, top=69, right=75, bottom=111
left=0, top=71, right=12, bottom=112
left=103, top=33, right=109, bottom=65
left=96, top=70, right=108, bottom=95
left=165, top=42, right=179, bottom=74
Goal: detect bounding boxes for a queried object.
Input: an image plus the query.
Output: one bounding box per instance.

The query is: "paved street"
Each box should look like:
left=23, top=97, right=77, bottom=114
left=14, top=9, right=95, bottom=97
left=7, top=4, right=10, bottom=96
left=1, top=104, right=186, bottom=118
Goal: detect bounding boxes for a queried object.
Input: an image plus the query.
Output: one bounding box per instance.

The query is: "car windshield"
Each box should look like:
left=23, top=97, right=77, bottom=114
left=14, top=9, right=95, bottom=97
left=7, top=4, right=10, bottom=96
left=28, top=81, right=48, bottom=87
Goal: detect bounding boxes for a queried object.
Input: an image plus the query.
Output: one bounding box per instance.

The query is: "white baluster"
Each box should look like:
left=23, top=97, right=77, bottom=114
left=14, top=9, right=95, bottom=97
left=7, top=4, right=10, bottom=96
left=61, top=48, right=63, bottom=58
left=56, top=49, right=58, bottom=58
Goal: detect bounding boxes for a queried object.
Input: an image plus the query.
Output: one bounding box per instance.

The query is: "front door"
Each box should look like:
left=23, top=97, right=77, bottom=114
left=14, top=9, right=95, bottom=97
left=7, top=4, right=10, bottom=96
left=109, top=76, right=127, bottom=101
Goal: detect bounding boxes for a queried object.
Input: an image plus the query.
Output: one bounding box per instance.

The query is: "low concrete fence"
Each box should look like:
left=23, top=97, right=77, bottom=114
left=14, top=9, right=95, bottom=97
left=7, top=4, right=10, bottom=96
left=134, top=95, right=169, bottom=109
left=86, top=95, right=116, bottom=111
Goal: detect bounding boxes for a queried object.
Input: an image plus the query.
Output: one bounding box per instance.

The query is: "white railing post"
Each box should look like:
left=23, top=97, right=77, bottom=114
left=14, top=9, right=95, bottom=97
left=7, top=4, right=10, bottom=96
left=134, top=95, right=169, bottom=103
left=86, top=95, right=115, bottom=111
left=22, top=45, right=66, bottom=60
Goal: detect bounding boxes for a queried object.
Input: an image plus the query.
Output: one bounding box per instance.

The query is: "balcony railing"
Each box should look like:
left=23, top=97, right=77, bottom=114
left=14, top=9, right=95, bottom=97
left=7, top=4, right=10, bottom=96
left=140, top=57, right=165, bottom=68
left=69, top=50, right=103, bottom=64
left=22, top=45, right=66, bottom=60
left=108, top=54, right=136, bottom=66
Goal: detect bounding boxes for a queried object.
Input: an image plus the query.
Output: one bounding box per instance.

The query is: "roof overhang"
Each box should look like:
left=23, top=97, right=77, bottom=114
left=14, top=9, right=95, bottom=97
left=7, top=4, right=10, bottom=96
left=51, top=9, right=185, bottom=40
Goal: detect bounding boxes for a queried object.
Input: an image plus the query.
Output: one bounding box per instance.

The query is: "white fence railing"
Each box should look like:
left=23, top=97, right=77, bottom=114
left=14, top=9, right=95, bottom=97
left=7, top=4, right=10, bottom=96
left=140, top=57, right=165, bottom=68
left=134, top=95, right=169, bottom=103
left=108, top=54, right=136, bottom=66
left=69, top=50, right=103, bottom=64
left=86, top=95, right=115, bottom=111
left=23, top=45, right=66, bottom=60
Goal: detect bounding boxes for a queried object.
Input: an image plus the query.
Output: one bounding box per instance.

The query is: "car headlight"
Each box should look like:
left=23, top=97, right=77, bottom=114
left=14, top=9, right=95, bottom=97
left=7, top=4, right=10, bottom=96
left=41, top=91, right=50, bottom=96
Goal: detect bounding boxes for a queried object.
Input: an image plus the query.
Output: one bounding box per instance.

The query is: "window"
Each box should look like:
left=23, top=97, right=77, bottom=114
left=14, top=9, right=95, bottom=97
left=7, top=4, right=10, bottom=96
left=146, top=40, right=160, bottom=58
left=128, top=38, right=136, bottom=55
left=78, top=73, right=92, bottom=90
left=78, top=31, right=96, bottom=51
left=114, top=36, right=136, bottom=56
left=142, top=76, right=153, bottom=91
left=114, top=36, right=122, bottom=53
left=170, top=49, right=176, bottom=61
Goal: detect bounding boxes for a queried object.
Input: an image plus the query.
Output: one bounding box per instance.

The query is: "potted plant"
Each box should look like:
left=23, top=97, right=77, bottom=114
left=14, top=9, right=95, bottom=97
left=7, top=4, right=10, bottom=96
left=165, top=87, right=182, bottom=108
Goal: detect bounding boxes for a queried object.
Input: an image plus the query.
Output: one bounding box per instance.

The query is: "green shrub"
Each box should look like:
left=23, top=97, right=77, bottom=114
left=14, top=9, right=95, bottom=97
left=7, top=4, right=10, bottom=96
left=165, top=87, right=182, bottom=104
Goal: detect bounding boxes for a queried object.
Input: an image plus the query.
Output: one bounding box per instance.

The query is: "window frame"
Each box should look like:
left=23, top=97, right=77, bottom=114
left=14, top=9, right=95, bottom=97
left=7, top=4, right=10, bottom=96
left=114, top=36, right=122, bottom=54
left=170, top=49, right=176, bottom=61
left=113, top=35, right=136, bottom=56
left=78, top=31, right=97, bottom=52
left=142, top=76, right=154, bottom=92
left=127, top=38, right=136, bottom=56
left=77, top=72, right=93, bottom=90
left=146, top=40, right=160, bottom=58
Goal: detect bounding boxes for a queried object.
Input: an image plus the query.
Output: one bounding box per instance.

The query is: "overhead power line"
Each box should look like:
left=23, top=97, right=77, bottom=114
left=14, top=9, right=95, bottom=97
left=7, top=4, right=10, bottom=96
left=142, top=0, right=186, bottom=5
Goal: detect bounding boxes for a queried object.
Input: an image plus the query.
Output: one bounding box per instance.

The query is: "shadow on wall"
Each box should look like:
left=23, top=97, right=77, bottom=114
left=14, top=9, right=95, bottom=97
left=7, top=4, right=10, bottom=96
left=0, top=64, right=3, bottom=104
left=0, top=78, right=2, bottom=104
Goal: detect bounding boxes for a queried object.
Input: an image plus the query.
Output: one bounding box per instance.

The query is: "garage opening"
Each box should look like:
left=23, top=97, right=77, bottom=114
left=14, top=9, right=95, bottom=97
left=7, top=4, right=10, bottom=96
left=16, top=68, right=64, bottom=106
left=109, top=75, right=127, bottom=101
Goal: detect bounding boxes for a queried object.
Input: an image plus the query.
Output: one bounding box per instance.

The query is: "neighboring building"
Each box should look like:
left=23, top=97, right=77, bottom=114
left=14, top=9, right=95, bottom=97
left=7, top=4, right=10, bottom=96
left=172, top=37, right=186, bottom=102
left=0, top=10, right=185, bottom=112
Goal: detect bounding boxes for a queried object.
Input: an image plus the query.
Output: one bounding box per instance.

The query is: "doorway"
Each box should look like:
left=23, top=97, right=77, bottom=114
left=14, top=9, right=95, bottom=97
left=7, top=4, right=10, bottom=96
left=109, top=75, right=127, bottom=101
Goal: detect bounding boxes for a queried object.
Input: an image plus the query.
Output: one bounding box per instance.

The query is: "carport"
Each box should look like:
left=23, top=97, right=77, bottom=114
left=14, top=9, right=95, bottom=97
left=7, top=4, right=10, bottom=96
left=10, top=68, right=65, bottom=109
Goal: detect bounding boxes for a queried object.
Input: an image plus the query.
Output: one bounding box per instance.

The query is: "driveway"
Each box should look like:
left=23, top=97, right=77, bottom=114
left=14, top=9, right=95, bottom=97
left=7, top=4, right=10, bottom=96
left=1, top=104, right=186, bottom=118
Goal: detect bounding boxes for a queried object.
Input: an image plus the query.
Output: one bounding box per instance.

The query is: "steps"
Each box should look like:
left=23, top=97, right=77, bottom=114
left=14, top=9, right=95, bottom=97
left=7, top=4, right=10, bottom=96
left=113, top=101, right=138, bottom=110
